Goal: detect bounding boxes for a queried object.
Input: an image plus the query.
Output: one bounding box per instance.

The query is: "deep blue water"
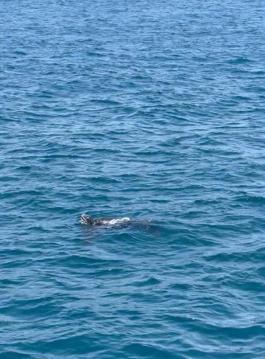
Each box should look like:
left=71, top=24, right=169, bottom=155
left=1, top=0, right=265, bottom=357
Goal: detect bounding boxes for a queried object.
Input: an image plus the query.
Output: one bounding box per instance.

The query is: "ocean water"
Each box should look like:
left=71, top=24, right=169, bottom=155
left=1, top=0, right=265, bottom=357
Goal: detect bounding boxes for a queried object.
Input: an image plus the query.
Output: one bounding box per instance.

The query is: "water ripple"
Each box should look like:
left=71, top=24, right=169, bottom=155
left=1, top=0, right=265, bottom=358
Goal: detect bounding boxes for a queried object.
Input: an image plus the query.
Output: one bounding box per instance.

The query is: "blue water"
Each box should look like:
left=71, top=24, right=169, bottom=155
left=1, top=0, right=265, bottom=357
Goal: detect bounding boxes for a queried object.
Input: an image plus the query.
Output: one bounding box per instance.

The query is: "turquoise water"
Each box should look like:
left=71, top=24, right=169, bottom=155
left=1, top=0, right=265, bottom=357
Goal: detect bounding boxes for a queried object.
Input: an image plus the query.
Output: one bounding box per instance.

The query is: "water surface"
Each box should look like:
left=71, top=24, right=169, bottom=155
left=1, top=0, right=265, bottom=358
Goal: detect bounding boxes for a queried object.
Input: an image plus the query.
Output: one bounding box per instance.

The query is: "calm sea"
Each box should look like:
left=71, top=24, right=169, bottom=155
left=1, top=0, right=265, bottom=358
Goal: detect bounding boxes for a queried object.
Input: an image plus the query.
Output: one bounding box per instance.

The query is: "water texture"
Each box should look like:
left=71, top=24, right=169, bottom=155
left=1, top=0, right=265, bottom=357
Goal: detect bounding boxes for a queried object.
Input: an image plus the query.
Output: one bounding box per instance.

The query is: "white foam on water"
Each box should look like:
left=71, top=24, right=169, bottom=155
left=105, top=217, right=130, bottom=225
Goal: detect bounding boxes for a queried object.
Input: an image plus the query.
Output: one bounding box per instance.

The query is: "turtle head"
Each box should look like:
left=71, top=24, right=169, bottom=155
left=80, top=214, right=93, bottom=225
